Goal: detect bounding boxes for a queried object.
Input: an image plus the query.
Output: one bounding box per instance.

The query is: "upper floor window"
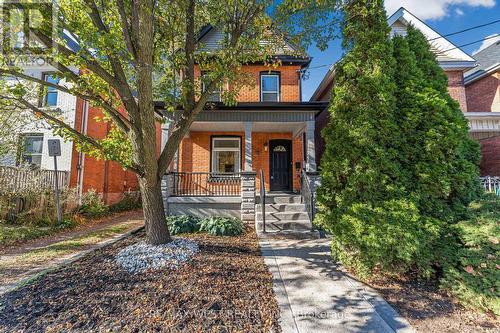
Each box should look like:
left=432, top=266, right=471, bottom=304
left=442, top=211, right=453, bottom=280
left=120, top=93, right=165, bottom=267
left=42, top=73, right=59, bottom=107
left=201, top=71, right=221, bottom=102
left=260, top=73, right=280, bottom=102
left=18, top=134, right=43, bottom=167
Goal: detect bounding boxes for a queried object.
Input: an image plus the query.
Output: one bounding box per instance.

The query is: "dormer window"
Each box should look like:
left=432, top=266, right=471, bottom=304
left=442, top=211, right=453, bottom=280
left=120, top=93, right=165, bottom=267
left=260, top=72, right=280, bottom=102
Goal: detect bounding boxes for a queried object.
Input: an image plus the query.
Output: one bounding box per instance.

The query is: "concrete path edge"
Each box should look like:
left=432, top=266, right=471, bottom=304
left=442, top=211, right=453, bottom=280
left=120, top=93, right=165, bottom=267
left=259, top=237, right=415, bottom=333
left=0, top=226, right=144, bottom=297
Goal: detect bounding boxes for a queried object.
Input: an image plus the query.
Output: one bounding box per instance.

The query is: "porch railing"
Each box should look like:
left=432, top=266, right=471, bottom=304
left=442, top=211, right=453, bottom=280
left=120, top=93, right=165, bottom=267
left=480, top=176, right=500, bottom=195
left=170, top=172, right=241, bottom=197
left=300, top=169, right=318, bottom=229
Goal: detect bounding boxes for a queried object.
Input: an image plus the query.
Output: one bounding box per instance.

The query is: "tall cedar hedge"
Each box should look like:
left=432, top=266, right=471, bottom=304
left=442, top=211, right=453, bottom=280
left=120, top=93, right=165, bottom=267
left=317, top=1, right=480, bottom=278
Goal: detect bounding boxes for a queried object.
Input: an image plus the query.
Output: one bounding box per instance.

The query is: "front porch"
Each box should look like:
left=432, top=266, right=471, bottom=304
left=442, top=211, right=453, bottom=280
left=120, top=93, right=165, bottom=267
left=160, top=102, right=325, bottom=227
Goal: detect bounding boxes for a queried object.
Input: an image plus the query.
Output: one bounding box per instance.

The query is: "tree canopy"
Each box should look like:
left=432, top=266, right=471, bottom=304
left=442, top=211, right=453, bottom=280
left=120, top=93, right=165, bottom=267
left=0, top=0, right=342, bottom=244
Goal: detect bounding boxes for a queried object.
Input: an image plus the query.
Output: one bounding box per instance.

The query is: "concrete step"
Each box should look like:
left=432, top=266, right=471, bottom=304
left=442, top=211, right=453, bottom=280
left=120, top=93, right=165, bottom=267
left=256, top=211, right=310, bottom=222
left=255, top=203, right=306, bottom=213
left=256, top=220, right=312, bottom=232
left=256, top=195, right=302, bottom=204
left=257, top=230, right=321, bottom=239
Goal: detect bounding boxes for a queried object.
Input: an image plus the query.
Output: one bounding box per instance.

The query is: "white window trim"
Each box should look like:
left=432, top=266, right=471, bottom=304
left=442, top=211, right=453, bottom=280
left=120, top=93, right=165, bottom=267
left=42, top=73, right=59, bottom=107
left=211, top=137, right=241, bottom=173
left=260, top=74, right=280, bottom=102
left=201, top=72, right=222, bottom=102
left=19, top=133, right=44, bottom=167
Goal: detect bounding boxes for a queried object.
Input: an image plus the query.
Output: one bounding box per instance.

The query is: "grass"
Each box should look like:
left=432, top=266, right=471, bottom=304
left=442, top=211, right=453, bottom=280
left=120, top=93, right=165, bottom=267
left=0, top=222, right=134, bottom=286
left=0, top=223, right=62, bottom=247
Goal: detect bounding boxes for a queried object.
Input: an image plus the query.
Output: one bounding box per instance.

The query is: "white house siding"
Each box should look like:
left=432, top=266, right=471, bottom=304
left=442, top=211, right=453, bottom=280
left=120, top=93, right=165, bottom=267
left=0, top=63, right=77, bottom=172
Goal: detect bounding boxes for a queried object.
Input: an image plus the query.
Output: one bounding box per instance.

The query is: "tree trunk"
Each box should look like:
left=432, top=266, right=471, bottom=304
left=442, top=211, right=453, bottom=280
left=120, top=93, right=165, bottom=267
left=139, top=177, right=171, bottom=245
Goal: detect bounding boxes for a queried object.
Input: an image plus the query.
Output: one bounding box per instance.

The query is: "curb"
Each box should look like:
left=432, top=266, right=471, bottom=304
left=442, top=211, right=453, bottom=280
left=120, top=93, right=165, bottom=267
left=0, top=225, right=145, bottom=297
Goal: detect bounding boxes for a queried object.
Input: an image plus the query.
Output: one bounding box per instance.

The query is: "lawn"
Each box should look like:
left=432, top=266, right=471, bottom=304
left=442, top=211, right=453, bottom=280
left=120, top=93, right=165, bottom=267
left=0, top=222, right=70, bottom=247
left=0, top=227, right=280, bottom=332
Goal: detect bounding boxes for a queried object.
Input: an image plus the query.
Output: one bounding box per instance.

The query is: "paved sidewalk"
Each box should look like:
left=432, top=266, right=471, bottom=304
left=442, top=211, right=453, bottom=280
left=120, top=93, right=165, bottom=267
left=260, top=237, right=415, bottom=333
left=0, top=211, right=144, bottom=296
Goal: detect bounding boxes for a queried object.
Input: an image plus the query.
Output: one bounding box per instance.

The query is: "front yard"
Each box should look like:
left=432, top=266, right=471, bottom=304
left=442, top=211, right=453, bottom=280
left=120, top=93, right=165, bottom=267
left=0, top=227, right=280, bottom=332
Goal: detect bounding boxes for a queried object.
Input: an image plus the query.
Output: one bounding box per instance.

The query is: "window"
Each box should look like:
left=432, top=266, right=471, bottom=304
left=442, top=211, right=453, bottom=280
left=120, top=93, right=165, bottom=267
left=19, top=134, right=43, bottom=167
left=201, top=71, right=221, bottom=102
left=211, top=137, right=241, bottom=173
left=43, top=73, right=60, bottom=106
left=260, top=73, right=280, bottom=102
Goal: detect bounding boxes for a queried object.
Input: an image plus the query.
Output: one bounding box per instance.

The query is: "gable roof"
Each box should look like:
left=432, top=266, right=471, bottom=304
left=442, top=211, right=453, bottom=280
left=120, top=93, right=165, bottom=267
left=464, top=40, right=500, bottom=84
left=196, top=25, right=311, bottom=67
left=387, top=7, right=476, bottom=69
left=310, top=7, right=476, bottom=101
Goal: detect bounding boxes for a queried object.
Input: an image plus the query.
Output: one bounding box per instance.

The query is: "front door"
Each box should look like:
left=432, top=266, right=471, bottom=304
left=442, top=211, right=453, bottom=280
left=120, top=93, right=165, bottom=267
left=269, top=139, right=292, bottom=192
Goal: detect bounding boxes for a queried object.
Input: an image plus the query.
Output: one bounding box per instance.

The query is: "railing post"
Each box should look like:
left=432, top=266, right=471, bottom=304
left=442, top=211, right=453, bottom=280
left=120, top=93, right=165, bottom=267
left=240, top=171, right=256, bottom=223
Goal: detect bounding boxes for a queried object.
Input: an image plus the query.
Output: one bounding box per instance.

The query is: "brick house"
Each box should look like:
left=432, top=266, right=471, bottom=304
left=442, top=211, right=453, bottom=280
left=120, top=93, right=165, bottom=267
left=311, top=7, right=479, bottom=168
left=464, top=41, right=500, bottom=176
left=159, top=26, right=326, bottom=231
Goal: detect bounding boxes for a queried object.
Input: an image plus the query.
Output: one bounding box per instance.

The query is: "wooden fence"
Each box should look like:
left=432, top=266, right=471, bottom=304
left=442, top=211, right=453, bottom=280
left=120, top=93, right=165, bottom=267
left=0, top=166, right=69, bottom=195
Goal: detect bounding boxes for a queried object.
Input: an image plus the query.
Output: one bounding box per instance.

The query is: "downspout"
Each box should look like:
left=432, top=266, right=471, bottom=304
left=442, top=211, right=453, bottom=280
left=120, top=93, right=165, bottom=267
left=76, top=99, right=89, bottom=204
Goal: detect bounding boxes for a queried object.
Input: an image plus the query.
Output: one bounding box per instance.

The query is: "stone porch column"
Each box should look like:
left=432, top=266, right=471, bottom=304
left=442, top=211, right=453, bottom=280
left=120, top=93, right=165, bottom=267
left=306, top=120, right=317, bottom=172
left=243, top=122, right=253, bottom=171
left=240, top=171, right=256, bottom=223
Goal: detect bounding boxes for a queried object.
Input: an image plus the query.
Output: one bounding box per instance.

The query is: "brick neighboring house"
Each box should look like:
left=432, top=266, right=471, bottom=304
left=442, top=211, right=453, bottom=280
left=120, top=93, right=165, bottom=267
left=464, top=41, right=500, bottom=176
left=310, top=7, right=477, bottom=167
left=68, top=98, right=163, bottom=205
left=159, top=25, right=326, bottom=231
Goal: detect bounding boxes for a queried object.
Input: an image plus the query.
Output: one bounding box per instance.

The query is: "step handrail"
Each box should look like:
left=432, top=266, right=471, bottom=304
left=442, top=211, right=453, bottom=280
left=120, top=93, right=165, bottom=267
left=259, top=169, right=266, bottom=233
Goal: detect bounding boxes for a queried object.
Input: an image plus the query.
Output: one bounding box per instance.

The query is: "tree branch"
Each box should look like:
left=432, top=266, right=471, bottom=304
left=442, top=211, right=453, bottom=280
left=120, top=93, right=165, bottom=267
left=2, top=95, right=143, bottom=175
left=0, top=69, right=133, bottom=133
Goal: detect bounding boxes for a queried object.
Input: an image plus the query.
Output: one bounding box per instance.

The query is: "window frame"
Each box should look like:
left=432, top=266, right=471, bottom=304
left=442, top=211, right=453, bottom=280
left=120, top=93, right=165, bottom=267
left=210, top=136, right=242, bottom=174
left=41, top=72, right=60, bottom=107
left=17, top=133, right=44, bottom=167
left=201, top=71, right=222, bottom=102
left=260, top=71, right=280, bottom=102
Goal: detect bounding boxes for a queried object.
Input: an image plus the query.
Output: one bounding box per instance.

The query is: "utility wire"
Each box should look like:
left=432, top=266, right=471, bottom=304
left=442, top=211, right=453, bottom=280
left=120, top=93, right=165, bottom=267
left=306, top=20, right=500, bottom=70
left=428, top=18, right=500, bottom=41
left=436, top=34, right=500, bottom=54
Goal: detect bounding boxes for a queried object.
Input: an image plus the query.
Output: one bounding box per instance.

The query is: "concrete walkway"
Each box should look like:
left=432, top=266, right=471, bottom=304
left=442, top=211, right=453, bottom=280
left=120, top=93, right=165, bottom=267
left=259, top=237, right=415, bottom=333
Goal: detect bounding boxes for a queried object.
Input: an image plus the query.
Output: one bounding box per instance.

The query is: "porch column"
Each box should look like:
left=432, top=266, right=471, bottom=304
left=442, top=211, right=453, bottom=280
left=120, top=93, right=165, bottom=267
left=240, top=171, right=256, bottom=223
left=306, top=120, right=317, bottom=172
left=243, top=122, right=253, bottom=171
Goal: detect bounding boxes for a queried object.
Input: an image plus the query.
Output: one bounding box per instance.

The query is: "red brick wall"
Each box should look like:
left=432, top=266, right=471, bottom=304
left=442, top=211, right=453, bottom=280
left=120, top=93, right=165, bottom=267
left=70, top=98, right=162, bottom=205
left=194, top=64, right=302, bottom=102
left=446, top=70, right=468, bottom=112
left=178, top=131, right=304, bottom=191
left=466, top=71, right=500, bottom=113
left=479, top=136, right=500, bottom=176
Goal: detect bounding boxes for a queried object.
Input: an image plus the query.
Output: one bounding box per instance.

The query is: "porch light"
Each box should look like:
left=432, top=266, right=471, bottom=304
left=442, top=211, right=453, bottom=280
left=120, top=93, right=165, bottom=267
left=264, top=142, right=268, bottom=151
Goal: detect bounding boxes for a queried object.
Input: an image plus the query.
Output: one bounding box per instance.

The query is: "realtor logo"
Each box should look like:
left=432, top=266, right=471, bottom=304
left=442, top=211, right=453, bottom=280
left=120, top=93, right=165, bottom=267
left=0, top=0, right=58, bottom=62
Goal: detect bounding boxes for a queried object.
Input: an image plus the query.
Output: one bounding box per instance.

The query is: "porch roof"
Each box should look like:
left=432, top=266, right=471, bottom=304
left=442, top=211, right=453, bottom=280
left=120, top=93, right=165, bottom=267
left=155, top=102, right=328, bottom=123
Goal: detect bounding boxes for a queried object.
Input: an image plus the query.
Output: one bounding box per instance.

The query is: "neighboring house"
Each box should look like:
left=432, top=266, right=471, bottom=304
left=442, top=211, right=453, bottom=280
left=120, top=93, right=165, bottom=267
left=68, top=97, right=163, bottom=204
left=0, top=62, right=77, bottom=172
left=160, top=25, right=326, bottom=231
left=311, top=7, right=477, bottom=166
left=464, top=41, right=500, bottom=176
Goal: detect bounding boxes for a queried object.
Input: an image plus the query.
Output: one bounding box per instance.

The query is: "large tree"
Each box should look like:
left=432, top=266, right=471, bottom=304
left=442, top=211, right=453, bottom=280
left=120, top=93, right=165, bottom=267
left=0, top=0, right=341, bottom=244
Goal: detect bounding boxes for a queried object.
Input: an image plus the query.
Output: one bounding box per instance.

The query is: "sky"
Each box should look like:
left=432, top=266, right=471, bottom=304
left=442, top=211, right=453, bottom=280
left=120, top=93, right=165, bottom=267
left=302, top=0, right=500, bottom=100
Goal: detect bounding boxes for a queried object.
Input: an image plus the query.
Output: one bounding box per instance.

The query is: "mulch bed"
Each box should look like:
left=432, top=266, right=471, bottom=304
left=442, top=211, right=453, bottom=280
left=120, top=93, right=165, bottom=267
left=0, top=227, right=281, bottom=333
left=370, top=277, right=499, bottom=333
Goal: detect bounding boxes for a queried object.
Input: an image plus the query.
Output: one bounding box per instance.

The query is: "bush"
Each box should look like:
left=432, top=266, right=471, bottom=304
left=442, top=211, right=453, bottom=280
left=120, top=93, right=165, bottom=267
left=321, top=199, right=443, bottom=279
left=441, top=194, right=500, bottom=315
left=109, top=191, right=141, bottom=213
left=78, top=190, right=109, bottom=218
left=199, top=217, right=244, bottom=236
left=166, top=215, right=201, bottom=235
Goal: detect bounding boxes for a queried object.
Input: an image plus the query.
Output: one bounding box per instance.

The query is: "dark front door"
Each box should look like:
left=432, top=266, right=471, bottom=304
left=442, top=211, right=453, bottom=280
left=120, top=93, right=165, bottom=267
left=269, top=139, right=292, bottom=192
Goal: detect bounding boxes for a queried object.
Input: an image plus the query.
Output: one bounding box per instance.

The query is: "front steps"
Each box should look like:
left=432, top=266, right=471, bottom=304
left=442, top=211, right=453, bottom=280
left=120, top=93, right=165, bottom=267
left=255, top=193, right=317, bottom=237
